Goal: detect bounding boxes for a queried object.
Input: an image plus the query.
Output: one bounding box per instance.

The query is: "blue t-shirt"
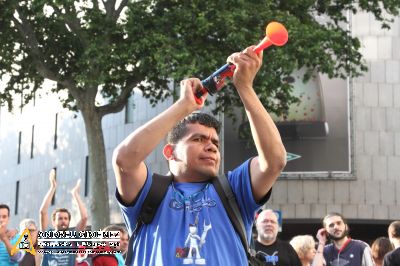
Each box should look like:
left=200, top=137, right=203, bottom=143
left=40, top=230, right=76, bottom=266
left=0, top=234, right=20, bottom=266
left=41, top=252, right=75, bottom=266
left=117, top=159, right=269, bottom=266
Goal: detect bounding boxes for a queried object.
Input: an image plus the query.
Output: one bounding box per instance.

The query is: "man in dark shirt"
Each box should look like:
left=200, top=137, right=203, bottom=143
left=384, top=220, right=400, bottom=266
left=314, top=212, right=374, bottom=266
left=254, top=209, right=301, bottom=266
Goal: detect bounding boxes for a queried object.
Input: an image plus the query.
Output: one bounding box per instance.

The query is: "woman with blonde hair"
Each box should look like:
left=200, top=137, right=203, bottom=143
left=290, top=235, right=316, bottom=266
left=19, top=218, right=41, bottom=266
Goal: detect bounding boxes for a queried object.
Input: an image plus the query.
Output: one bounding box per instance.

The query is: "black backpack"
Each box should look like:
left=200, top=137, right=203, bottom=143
left=125, top=173, right=264, bottom=266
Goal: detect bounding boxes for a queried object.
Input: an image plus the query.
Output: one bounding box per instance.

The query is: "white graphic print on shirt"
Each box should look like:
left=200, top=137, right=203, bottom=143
left=170, top=183, right=216, bottom=265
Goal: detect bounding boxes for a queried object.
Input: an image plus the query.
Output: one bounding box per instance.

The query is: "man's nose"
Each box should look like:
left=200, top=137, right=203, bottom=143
left=204, top=141, right=217, bottom=152
left=333, top=224, right=340, bottom=230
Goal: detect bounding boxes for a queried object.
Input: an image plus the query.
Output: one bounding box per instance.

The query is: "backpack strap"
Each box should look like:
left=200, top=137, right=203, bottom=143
left=125, top=173, right=173, bottom=265
left=212, top=174, right=250, bottom=253
left=137, top=173, right=173, bottom=224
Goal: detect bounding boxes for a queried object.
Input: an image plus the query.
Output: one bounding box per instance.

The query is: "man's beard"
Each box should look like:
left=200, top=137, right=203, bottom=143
left=329, top=228, right=349, bottom=241
left=56, top=224, right=68, bottom=231
left=260, top=231, right=277, bottom=242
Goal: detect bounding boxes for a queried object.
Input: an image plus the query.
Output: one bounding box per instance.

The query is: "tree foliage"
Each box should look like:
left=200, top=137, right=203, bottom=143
left=1, top=0, right=399, bottom=114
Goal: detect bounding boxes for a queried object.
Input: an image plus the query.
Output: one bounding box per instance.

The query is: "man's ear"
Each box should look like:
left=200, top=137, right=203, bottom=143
left=163, top=144, right=175, bottom=160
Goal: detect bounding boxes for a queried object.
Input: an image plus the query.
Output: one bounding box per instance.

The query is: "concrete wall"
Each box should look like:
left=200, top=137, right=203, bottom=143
left=267, top=12, right=400, bottom=221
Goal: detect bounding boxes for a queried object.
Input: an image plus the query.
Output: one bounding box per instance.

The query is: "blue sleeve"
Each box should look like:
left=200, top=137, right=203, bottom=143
left=227, top=158, right=271, bottom=227
left=10, top=234, right=20, bottom=245
left=115, top=168, right=153, bottom=235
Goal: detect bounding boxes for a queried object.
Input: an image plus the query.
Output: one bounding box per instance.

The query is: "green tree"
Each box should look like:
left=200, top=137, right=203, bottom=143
left=1, top=0, right=399, bottom=229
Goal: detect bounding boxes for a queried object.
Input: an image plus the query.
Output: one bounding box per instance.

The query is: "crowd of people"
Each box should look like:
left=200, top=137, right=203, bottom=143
left=1, top=46, right=399, bottom=266
left=1, top=197, right=400, bottom=266
left=0, top=169, right=129, bottom=266
left=253, top=210, right=400, bottom=266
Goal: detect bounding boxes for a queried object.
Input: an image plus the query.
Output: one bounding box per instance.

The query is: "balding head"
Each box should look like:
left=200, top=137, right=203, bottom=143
left=256, top=209, right=279, bottom=246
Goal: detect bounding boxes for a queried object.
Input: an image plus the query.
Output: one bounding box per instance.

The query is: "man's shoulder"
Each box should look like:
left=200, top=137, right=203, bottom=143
left=384, top=248, right=400, bottom=266
left=350, top=239, right=370, bottom=249
left=385, top=247, right=400, bottom=259
left=227, top=158, right=252, bottom=175
left=275, top=238, right=292, bottom=248
left=254, top=240, right=274, bottom=253
left=323, top=242, right=336, bottom=253
left=254, top=239, right=300, bottom=264
left=255, top=239, right=291, bottom=251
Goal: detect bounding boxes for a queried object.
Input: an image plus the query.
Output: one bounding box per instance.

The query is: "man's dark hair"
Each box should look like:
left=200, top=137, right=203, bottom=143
left=51, top=208, right=71, bottom=221
left=389, top=221, right=400, bottom=238
left=167, top=113, right=221, bottom=144
left=0, top=204, right=10, bottom=216
left=322, top=212, right=347, bottom=227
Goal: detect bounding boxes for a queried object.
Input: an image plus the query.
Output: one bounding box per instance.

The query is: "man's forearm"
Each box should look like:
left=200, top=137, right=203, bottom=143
left=1, top=237, right=13, bottom=256
left=237, top=87, right=286, bottom=201
left=114, top=99, right=193, bottom=169
left=73, top=193, right=88, bottom=231
left=39, top=187, right=56, bottom=212
left=39, top=187, right=56, bottom=230
left=113, top=78, right=204, bottom=204
left=239, top=88, right=286, bottom=171
left=1, top=238, right=24, bottom=263
left=312, top=242, right=325, bottom=266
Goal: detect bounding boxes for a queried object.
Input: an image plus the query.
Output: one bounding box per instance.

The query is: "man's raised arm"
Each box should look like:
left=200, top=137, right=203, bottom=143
left=229, top=46, right=286, bottom=202
left=39, top=169, right=57, bottom=231
left=112, top=79, right=206, bottom=205
left=71, top=179, right=88, bottom=231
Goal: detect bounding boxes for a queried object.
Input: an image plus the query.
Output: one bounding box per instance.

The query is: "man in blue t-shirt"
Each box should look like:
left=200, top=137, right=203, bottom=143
left=39, top=171, right=88, bottom=266
left=0, top=204, right=24, bottom=266
left=113, top=46, right=287, bottom=265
